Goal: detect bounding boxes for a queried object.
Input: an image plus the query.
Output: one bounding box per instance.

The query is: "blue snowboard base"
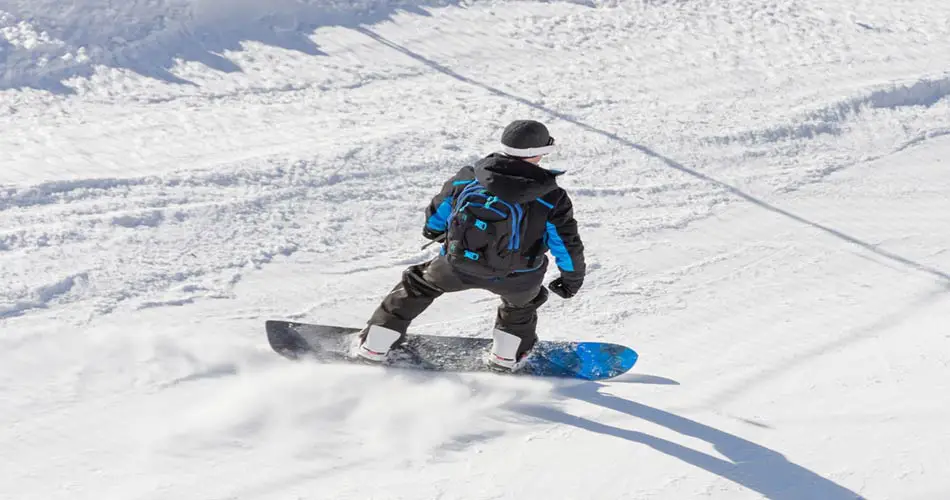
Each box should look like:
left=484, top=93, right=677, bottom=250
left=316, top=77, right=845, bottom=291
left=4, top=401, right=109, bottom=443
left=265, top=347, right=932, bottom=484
left=265, top=320, right=638, bottom=381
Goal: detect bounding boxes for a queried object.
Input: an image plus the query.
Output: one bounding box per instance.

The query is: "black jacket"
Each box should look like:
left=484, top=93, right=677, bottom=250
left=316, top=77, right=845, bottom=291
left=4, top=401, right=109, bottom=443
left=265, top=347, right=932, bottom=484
left=424, top=154, right=585, bottom=280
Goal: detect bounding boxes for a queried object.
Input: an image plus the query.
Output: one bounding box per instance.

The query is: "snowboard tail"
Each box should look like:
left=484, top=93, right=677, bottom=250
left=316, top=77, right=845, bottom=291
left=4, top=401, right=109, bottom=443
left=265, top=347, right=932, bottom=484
left=266, top=320, right=638, bottom=381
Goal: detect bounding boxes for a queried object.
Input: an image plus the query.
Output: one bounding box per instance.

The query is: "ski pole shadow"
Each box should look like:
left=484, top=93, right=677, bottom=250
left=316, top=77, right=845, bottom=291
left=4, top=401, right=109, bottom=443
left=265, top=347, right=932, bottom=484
left=354, top=26, right=950, bottom=286
left=511, top=382, right=865, bottom=500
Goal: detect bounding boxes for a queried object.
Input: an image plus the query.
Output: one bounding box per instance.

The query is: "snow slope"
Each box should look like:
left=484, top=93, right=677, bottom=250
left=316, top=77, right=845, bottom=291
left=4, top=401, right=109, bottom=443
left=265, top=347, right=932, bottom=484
left=2, top=0, right=950, bottom=498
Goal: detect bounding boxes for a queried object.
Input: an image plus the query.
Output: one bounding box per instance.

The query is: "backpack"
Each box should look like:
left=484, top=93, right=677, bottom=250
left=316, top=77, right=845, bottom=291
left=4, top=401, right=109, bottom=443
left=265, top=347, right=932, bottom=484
left=444, top=181, right=525, bottom=278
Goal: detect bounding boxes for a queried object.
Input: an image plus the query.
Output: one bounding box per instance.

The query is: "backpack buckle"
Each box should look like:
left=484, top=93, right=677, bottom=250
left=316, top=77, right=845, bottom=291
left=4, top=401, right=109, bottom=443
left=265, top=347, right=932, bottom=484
left=474, top=219, right=488, bottom=230
left=464, top=250, right=480, bottom=261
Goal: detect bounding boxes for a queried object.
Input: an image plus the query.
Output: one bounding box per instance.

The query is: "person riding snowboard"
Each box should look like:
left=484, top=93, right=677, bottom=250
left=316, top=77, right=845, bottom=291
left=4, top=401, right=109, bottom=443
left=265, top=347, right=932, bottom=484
left=357, top=119, right=586, bottom=372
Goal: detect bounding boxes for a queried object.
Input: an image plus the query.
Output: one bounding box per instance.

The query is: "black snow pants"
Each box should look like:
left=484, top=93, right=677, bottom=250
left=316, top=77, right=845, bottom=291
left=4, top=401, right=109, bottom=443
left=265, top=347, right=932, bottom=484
left=368, top=256, right=549, bottom=358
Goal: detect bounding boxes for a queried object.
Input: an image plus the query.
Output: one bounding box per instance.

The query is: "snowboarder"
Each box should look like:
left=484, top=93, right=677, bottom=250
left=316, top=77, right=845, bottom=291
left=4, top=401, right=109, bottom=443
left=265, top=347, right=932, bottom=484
left=357, top=119, right=586, bottom=371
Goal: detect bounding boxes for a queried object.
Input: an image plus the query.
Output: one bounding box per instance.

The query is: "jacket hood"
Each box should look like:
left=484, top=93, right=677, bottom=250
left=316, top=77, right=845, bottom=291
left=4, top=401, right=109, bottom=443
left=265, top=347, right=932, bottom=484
left=473, top=154, right=560, bottom=203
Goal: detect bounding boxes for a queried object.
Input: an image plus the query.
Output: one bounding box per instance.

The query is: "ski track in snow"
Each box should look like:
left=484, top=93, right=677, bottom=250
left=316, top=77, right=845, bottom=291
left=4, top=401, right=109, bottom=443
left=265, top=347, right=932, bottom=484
left=2, top=0, right=950, bottom=499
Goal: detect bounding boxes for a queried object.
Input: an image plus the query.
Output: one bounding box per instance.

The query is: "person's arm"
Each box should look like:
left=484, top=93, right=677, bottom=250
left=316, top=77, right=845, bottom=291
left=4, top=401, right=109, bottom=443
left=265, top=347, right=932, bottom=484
left=545, top=190, right=586, bottom=297
left=423, top=167, right=475, bottom=238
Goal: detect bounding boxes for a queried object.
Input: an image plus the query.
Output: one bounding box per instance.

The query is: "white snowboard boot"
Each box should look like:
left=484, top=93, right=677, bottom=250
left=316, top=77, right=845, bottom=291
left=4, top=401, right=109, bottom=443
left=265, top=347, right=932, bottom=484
left=488, top=329, right=529, bottom=372
left=356, top=325, right=402, bottom=362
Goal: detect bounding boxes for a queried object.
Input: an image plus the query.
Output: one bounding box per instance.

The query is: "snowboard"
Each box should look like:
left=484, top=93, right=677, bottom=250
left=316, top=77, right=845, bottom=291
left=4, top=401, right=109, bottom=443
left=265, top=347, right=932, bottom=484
left=265, top=320, right=638, bottom=381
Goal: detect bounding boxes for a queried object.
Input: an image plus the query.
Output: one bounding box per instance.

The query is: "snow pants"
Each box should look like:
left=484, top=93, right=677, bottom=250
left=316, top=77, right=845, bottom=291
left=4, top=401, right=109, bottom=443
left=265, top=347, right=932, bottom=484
left=367, top=256, right=549, bottom=358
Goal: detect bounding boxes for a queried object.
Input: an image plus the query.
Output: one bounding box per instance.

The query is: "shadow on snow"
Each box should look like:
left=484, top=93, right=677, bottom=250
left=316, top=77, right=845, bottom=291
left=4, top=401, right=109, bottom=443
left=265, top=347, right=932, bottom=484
left=512, top=382, right=865, bottom=499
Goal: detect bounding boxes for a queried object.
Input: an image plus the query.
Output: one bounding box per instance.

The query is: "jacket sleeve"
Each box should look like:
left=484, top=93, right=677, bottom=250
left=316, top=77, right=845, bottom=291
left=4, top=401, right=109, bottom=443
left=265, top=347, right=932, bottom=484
left=424, top=167, right=476, bottom=233
left=544, top=189, right=586, bottom=278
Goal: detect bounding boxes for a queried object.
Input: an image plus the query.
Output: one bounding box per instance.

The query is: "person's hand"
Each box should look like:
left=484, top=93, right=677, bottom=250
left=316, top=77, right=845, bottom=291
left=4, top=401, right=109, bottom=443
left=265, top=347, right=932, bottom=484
left=548, top=275, right=583, bottom=299
left=422, top=227, right=444, bottom=241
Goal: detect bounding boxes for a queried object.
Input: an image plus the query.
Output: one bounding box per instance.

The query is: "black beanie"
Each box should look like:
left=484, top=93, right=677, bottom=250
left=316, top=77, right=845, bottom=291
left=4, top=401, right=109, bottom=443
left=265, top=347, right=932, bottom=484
left=500, top=120, right=556, bottom=157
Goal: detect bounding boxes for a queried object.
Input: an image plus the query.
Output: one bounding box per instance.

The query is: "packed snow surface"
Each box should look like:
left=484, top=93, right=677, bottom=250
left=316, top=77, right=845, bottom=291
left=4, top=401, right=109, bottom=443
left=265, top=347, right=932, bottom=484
left=2, top=0, right=950, bottom=498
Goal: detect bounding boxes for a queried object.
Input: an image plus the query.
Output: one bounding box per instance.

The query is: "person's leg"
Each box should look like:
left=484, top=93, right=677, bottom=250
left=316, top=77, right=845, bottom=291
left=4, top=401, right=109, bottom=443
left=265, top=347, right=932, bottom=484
left=368, top=264, right=447, bottom=334
left=484, top=273, right=549, bottom=369
left=360, top=258, right=466, bottom=360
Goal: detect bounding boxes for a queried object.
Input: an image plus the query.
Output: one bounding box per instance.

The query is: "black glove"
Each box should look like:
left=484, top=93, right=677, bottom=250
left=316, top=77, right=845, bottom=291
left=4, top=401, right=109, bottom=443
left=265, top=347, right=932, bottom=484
left=422, top=227, right=444, bottom=241
left=548, top=274, right=583, bottom=299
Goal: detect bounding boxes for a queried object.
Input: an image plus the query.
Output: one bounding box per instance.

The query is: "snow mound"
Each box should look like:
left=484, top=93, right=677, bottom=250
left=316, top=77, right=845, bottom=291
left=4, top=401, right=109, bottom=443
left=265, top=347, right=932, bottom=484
left=706, top=73, right=950, bottom=146
left=0, top=0, right=464, bottom=92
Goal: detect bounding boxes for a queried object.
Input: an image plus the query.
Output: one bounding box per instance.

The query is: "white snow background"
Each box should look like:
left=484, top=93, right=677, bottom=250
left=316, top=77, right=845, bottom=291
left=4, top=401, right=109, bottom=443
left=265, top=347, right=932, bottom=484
left=2, top=0, right=950, bottom=498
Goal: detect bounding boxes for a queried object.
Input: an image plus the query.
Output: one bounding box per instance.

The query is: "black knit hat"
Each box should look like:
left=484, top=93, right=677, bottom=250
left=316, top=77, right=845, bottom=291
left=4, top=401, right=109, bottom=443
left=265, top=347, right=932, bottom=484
left=500, top=120, right=556, bottom=157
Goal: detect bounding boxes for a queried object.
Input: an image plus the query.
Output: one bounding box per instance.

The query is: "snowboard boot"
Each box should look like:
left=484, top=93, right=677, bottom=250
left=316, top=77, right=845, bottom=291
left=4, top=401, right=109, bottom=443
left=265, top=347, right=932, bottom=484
left=487, top=329, right=531, bottom=372
left=356, top=324, right=401, bottom=362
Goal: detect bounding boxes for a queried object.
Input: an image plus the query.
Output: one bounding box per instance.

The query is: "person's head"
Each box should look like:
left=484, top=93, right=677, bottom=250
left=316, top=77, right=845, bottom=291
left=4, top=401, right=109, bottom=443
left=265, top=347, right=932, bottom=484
left=499, top=120, right=555, bottom=163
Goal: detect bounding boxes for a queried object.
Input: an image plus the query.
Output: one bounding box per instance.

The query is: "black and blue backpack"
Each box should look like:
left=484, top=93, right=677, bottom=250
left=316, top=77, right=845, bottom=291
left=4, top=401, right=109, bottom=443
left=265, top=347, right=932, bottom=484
left=444, top=181, right=525, bottom=278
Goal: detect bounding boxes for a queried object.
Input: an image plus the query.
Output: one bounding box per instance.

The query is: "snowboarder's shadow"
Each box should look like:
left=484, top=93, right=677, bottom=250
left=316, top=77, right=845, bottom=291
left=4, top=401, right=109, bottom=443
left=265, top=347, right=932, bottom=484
left=609, top=373, right=680, bottom=385
left=512, top=382, right=865, bottom=500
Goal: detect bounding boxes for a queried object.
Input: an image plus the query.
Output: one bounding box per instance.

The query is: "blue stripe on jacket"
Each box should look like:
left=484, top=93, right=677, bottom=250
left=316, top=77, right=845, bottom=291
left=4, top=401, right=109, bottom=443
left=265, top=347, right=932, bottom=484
left=426, top=197, right=454, bottom=231
left=536, top=197, right=554, bottom=209
left=545, top=222, right=574, bottom=272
